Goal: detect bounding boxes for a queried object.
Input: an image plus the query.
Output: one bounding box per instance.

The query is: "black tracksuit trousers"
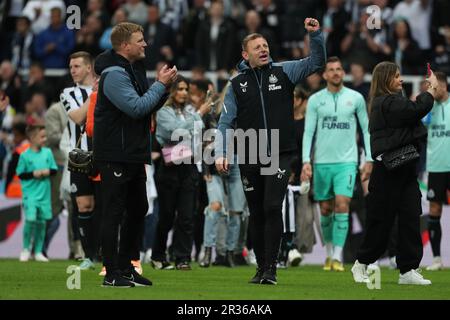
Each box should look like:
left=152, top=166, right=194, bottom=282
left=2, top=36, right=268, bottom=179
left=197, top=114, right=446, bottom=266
left=239, top=153, right=294, bottom=269
left=99, top=162, right=148, bottom=274
left=357, top=161, right=423, bottom=274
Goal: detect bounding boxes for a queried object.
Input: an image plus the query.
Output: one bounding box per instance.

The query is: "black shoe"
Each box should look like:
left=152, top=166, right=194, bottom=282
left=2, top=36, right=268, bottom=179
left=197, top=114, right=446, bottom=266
left=234, top=253, right=248, bottom=266
left=212, top=254, right=226, bottom=266
left=260, top=264, right=277, bottom=285
left=176, top=261, right=192, bottom=270
left=225, top=251, right=235, bottom=268
left=121, top=268, right=152, bottom=286
left=199, top=247, right=212, bottom=268
left=102, top=271, right=135, bottom=288
left=249, top=266, right=264, bottom=284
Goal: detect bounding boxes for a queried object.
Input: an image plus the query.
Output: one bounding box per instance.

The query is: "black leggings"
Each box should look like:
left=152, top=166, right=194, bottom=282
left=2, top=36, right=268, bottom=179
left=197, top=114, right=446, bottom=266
left=239, top=153, right=294, bottom=267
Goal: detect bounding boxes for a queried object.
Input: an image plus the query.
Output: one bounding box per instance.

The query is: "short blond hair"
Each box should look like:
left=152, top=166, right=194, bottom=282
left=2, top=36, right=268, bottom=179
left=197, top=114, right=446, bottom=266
left=69, top=51, right=93, bottom=66
left=110, top=22, right=144, bottom=51
left=242, top=33, right=265, bottom=50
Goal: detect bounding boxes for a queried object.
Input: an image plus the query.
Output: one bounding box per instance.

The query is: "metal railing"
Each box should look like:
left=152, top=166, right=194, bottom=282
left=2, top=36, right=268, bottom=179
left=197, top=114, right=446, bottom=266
left=20, top=68, right=446, bottom=97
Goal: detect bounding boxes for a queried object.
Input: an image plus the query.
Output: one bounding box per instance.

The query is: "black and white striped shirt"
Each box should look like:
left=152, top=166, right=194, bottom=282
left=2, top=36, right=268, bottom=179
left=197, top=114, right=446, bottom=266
left=60, top=85, right=93, bottom=151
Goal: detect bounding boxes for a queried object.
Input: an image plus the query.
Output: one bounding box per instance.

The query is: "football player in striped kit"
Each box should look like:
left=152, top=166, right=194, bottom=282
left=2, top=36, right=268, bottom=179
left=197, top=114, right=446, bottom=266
left=60, top=51, right=98, bottom=271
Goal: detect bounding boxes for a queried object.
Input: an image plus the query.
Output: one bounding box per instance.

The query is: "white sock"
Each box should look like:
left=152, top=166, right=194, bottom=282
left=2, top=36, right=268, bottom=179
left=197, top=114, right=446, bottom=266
left=326, top=243, right=333, bottom=258
left=332, top=246, right=343, bottom=262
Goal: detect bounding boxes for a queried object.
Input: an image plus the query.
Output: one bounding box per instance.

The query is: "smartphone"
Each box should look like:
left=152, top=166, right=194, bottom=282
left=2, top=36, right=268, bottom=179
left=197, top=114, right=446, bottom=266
left=427, top=63, right=431, bottom=77
left=206, top=89, right=212, bottom=101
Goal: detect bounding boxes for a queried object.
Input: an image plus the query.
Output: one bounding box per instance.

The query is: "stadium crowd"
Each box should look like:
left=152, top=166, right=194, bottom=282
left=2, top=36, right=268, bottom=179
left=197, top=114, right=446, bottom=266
left=0, top=0, right=449, bottom=286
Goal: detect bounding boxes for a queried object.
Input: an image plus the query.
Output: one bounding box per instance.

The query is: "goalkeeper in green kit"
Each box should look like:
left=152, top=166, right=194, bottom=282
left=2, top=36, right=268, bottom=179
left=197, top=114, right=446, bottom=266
left=301, top=57, right=373, bottom=271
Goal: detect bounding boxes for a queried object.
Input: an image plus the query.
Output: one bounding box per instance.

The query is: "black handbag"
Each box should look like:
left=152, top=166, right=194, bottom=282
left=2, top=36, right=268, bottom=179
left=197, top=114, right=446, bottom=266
left=382, top=144, right=420, bottom=170
left=68, top=130, right=93, bottom=175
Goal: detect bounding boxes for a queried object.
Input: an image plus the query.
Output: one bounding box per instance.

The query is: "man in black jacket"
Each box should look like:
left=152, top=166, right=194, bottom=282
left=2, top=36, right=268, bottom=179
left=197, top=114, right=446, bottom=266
left=215, top=18, right=325, bottom=285
left=94, top=22, right=177, bottom=287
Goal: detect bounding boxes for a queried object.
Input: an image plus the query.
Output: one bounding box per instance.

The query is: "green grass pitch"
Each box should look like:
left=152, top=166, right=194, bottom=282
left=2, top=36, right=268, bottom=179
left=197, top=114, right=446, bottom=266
left=1, top=259, right=449, bottom=300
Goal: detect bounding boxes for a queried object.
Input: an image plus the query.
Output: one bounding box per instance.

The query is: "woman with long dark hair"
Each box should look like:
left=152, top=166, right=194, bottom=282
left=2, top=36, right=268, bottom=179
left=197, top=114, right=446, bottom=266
left=151, top=77, right=211, bottom=270
left=351, top=61, right=439, bottom=285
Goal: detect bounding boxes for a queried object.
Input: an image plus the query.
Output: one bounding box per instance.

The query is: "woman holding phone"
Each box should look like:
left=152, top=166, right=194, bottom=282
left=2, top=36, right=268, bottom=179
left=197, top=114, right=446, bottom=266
left=351, top=61, right=439, bottom=285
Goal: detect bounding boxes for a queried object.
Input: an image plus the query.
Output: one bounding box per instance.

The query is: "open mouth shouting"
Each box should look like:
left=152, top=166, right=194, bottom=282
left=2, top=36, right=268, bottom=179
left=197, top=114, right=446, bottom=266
left=259, top=53, right=269, bottom=63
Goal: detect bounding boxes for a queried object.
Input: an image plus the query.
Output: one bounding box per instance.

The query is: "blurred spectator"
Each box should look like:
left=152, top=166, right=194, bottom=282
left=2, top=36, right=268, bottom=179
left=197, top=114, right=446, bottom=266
left=33, top=7, right=75, bottom=69
left=82, top=0, right=110, bottom=31
left=24, top=91, right=48, bottom=124
left=255, top=0, right=283, bottom=44
left=341, top=10, right=380, bottom=73
left=0, top=0, right=28, bottom=33
left=121, top=0, right=148, bottom=26
left=0, top=60, right=22, bottom=112
left=321, top=0, right=350, bottom=58
left=99, top=9, right=128, bottom=51
left=10, top=16, right=35, bottom=71
left=432, top=26, right=450, bottom=74
left=153, top=0, right=189, bottom=32
left=386, top=19, right=423, bottom=75
left=348, top=62, right=369, bottom=100
left=181, top=0, right=209, bottom=69
left=280, top=0, right=317, bottom=47
left=222, top=0, right=249, bottom=25
left=21, top=61, right=54, bottom=108
left=0, top=0, right=28, bottom=61
left=305, top=72, right=324, bottom=94
left=144, top=5, right=176, bottom=70
left=362, top=0, right=392, bottom=65
left=373, top=0, right=393, bottom=25
left=22, top=0, right=66, bottom=34
left=345, top=0, right=371, bottom=24
left=431, top=0, right=449, bottom=28
left=73, top=13, right=104, bottom=57
left=190, top=66, right=207, bottom=81
left=431, top=0, right=450, bottom=48
left=195, top=0, right=237, bottom=72
left=237, top=10, right=279, bottom=60
left=105, top=0, right=126, bottom=13
left=392, top=0, right=432, bottom=57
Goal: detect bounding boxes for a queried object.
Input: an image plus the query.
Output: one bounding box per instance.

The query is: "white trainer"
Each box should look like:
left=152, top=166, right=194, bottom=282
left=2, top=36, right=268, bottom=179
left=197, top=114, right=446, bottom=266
left=426, top=257, right=444, bottom=271
left=143, top=249, right=152, bottom=264
left=351, top=260, right=370, bottom=283
left=398, top=269, right=431, bottom=285
left=287, top=249, right=303, bottom=267
left=19, top=249, right=30, bottom=262
left=389, top=256, right=397, bottom=270
left=246, top=249, right=257, bottom=266
left=35, top=253, right=49, bottom=262
left=367, top=260, right=380, bottom=273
